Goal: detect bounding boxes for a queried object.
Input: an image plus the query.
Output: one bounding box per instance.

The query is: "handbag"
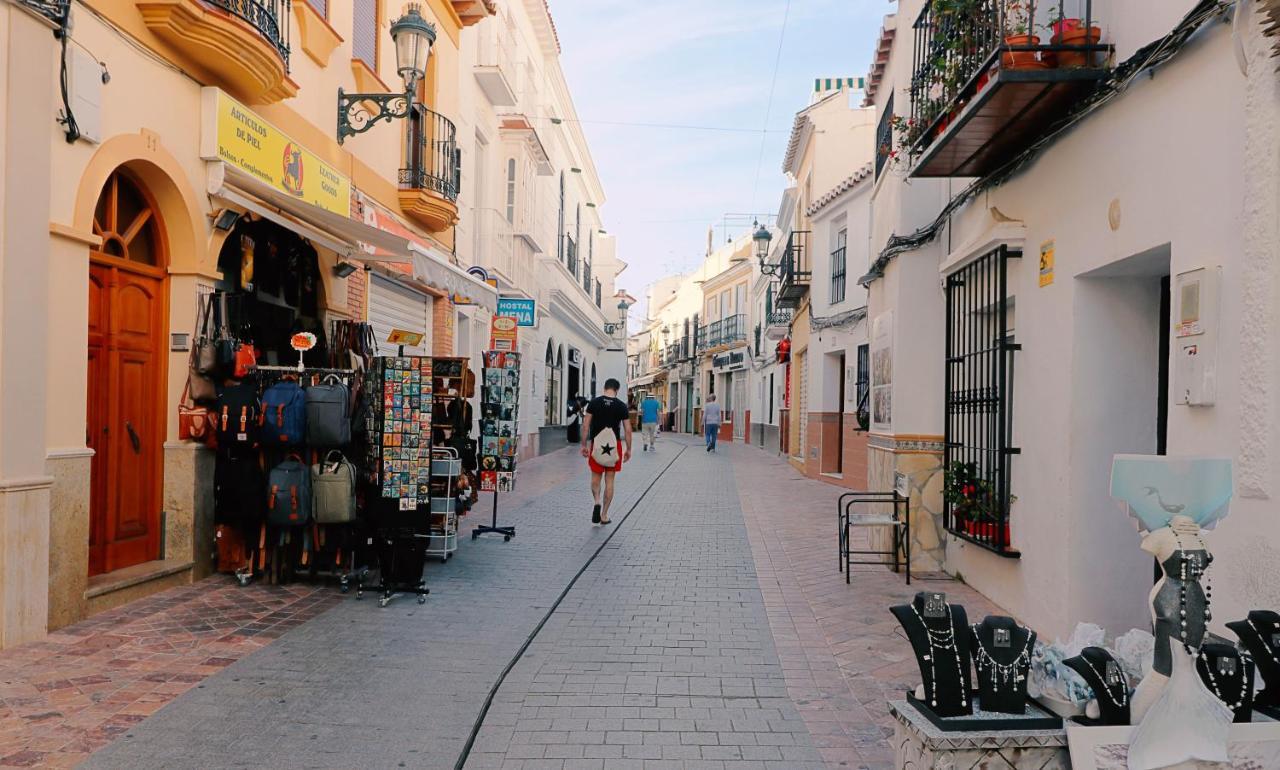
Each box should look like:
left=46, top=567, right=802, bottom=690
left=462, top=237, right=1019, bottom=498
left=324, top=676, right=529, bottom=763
left=177, top=382, right=214, bottom=443
left=193, top=293, right=219, bottom=376
left=233, top=342, right=258, bottom=379
left=215, top=293, right=238, bottom=377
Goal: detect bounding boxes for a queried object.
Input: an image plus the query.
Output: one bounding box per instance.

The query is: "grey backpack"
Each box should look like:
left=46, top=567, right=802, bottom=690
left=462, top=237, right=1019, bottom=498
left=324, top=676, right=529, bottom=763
left=267, top=455, right=311, bottom=527
left=312, top=450, right=356, bottom=524
left=305, top=374, right=351, bottom=447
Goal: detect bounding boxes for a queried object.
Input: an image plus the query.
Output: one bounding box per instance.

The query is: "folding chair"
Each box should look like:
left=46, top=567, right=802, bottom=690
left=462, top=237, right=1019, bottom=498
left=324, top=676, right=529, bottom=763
left=837, top=490, right=910, bottom=585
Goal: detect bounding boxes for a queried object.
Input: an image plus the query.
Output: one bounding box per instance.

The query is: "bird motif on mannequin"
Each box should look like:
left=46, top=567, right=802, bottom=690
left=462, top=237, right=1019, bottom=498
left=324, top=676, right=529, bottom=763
left=1144, top=486, right=1186, bottom=514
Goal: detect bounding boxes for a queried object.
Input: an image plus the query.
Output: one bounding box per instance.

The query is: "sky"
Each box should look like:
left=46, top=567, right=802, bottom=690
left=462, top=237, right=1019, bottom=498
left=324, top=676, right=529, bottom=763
left=550, top=0, right=892, bottom=325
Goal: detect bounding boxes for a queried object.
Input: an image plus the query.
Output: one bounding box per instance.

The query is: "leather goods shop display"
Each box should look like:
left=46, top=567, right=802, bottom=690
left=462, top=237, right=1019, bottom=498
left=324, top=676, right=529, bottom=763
left=267, top=455, right=311, bottom=527
left=305, top=375, right=352, bottom=447
left=312, top=450, right=356, bottom=525
left=261, top=380, right=306, bottom=446
left=178, top=382, right=214, bottom=444
left=476, top=351, right=520, bottom=493
left=215, top=381, right=260, bottom=449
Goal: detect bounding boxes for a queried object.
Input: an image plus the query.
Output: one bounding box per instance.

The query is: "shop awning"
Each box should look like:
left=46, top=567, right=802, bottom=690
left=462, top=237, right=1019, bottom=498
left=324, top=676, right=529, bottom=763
left=409, top=243, right=498, bottom=313
left=629, top=373, right=658, bottom=387
left=207, top=162, right=411, bottom=261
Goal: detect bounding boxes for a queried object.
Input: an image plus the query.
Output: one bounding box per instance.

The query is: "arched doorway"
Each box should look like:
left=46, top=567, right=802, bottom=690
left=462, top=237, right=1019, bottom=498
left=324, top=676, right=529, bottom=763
left=87, top=168, right=168, bottom=575
left=544, top=339, right=559, bottom=426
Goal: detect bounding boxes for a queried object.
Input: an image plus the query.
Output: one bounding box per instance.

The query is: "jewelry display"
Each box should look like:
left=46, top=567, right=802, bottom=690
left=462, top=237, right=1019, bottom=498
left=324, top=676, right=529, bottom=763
left=971, top=623, right=1032, bottom=693
left=1245, top=616, right=1280, bottom=666
left=1173, top=530, right=1212, bottom=654
left=1080, top=654, right=1130, bottom=709
left=1198, top=649, right=1250, bottom=711
left=910, top=601, right=968, bottom=709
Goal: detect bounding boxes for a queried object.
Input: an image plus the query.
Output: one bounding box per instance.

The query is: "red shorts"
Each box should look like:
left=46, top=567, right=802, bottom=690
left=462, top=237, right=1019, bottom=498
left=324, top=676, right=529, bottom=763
left=588, top=455, right=623, bottom=474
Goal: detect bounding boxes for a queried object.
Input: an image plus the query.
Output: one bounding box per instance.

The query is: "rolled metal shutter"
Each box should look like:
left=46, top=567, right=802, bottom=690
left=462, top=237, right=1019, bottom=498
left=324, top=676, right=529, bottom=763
left=352, top=0, right=377, bottom=70
left=369, top=274, right=432, bottom=357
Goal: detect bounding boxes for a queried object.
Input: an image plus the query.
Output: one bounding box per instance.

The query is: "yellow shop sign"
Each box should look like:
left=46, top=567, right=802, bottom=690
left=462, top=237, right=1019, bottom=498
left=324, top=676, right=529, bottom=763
left=200, top=88, right=351, bottom=216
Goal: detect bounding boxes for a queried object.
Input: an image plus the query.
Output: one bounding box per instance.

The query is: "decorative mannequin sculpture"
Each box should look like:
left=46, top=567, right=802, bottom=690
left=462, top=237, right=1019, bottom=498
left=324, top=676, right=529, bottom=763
left=891, top=592, right=973, bottom=717
left=1110, top=456, right=1235, bottom=770
left=969, top=616, right=1035, bottom=714
left=1227, top=610, right=1280, bottom=712
left=1193, top=641, right=1254, bottom=723
left=1064, top=646, right=1131, bottom=726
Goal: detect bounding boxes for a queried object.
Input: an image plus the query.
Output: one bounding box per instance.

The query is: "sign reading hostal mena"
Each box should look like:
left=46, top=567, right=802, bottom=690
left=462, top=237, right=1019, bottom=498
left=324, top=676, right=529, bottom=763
left=200, top=88, right=351, bottom=216
left=496, top=297, right=536, bottom=327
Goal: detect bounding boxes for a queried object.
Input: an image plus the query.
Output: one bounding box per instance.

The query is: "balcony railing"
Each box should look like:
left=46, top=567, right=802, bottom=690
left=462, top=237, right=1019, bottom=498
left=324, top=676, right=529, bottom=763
left=565, top=235, right=578, bottom=277
left=583, top=260, right=592, bottom=294
left=767, top=309, right=793, bottom=327
left=19, top=0, right=67, bottom=23
left=210, top=0, right=292, bottom=68
left=700, top=314, right=748, bottom=350
left=594, top=280, right=602, bottom=308
left=906, top=0, right=1109, bottom=177
left=776, top=231, right=811, bottom=309
left=400, top=106, right=459, bottom=201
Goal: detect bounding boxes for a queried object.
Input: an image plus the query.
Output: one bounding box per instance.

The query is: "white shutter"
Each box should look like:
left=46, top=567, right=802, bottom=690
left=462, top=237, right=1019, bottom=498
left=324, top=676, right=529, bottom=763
left=369, top=274, right=432, bottom=357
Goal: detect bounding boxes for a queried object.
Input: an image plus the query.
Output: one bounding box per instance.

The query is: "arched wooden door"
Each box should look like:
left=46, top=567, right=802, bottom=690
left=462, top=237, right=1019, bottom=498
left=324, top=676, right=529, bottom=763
left=87, top=169, right=168, bottom=576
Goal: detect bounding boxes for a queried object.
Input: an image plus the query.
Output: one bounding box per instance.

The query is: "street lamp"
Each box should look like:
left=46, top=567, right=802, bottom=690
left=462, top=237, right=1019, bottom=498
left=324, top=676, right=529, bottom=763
left=753, top=221, right=780, bottom=276
left=336, top=4, right=437, bottom=144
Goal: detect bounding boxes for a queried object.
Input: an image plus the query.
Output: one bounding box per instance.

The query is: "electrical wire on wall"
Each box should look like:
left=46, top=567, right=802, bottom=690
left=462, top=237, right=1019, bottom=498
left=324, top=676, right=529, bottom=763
left=859, top=0, right=1232, bottom=286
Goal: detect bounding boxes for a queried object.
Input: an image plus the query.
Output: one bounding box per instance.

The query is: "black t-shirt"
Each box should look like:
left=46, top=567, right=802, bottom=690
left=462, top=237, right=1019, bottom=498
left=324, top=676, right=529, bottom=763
left=585, top=395, right=629, bottom=443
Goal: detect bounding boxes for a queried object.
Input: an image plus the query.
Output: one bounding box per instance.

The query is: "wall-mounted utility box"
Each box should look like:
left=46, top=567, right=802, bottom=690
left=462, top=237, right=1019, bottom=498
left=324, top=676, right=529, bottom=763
left=1173, top=266, right=1220, bottom=407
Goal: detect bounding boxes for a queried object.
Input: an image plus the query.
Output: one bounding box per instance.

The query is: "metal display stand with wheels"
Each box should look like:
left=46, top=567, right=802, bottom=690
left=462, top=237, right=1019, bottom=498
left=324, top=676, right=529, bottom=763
left=474, top=349, right=519, bottom=542
left=426, top=447, right=460, bottom=560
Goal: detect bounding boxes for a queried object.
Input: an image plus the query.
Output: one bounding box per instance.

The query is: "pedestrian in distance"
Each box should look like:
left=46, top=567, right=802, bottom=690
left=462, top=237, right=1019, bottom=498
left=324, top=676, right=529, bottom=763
left=581, top=378, right=632, bottom=525
left=639, top=393, right=661, bottom=451
left=703, top=393, right=722, bottom=452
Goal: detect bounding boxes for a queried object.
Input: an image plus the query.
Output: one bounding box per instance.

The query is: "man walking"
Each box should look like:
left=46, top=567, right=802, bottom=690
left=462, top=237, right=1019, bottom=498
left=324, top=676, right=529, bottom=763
left=703, top=393, right=722, bottom=452
left=581, top=378, right=632, bottom=524
left=639, top=392, right=661, bottom=451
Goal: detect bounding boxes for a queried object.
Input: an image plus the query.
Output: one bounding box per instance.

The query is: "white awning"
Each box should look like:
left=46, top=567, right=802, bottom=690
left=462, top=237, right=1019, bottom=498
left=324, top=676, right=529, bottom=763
left=629, top=373, right=658, bottom=387
left=408, top=242, right=499, bottom=313
left=206, top=162, right=411, bottom=261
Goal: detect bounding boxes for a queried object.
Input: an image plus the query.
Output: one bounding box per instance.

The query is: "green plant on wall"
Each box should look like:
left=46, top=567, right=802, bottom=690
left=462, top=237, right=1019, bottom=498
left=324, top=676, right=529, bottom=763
left=943, top=461, right=998, bottom=524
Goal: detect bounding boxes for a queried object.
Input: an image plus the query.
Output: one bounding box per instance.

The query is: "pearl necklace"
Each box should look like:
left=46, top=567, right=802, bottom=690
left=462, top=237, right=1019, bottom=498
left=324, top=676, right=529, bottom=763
left=910, top=602, right=968, bottom=709
left=1173, top=531, right=1211, bottom=654
left=1199, top=649, right=1252, bottom=711
left=1246, top=617, right=1280, bottom=666
left=1079, top=655, right=1129, bottom=708
left=971, top=624, right=1032, bottom=693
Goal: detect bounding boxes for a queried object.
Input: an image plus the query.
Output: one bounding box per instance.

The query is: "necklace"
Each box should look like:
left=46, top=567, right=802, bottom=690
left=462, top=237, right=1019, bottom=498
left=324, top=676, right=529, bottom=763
left=1199, top=650, right=1251, bottom=711
left=1172, top=531, right=1212, bottom=654
left=1079, top=655, right=1129, bottom=708
left=970, top=624, right=1032, bottom=694
left=1246, top=617, right=1280, bottom=666
left=909, top=602, right=968, bottom=709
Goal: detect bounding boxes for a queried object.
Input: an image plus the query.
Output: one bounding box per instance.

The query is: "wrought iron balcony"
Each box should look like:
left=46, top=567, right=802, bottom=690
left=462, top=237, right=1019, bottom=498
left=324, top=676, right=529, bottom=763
left=399, top=106, right=460, bottom=201
left=565, top=235, right=578, bottom=277
left=19, top=0, right=67, bottom=23
left=776, top=231, right=811, bottom=309
left=211, top=0, right=291, bottom=66
left=905, top=0, right=1110, bottom=178
left=700, top=314, right=748, bottom=350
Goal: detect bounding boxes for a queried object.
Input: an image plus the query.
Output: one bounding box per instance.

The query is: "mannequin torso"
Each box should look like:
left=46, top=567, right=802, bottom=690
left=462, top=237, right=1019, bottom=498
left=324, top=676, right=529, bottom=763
left=891, top=592, right=973, bottom=717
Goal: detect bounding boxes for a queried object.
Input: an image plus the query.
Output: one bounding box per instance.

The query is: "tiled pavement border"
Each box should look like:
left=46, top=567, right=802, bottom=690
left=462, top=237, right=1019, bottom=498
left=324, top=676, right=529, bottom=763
left=732, top=443, right=1004, bottom=769
left=0, top=580, right=338, bottom=769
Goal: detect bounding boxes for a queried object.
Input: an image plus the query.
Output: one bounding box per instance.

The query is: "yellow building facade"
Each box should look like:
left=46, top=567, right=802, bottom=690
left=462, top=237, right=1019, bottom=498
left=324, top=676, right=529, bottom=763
left=1, top=0, right=487, bottom=645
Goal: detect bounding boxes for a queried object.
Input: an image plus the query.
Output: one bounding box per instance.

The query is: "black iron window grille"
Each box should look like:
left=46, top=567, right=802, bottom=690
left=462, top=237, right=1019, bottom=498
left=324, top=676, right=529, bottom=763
left=855, top=343, right=870, bottom=431
left=944, top=244, right=1020, bottom=555
left=400, top=106, right=459, bottom=201
left=830, top=229, right=848, bottom=305
left=875, top=93, right=894, bottom=178
left=594, top=280, right=601, bottom=308
left=210, top=0, right=292, bottom=67
left=777, top=230, right=811, bottom=308
left=565, top=235, right=578, bottom=277
left=907, top=0, right=1105, bottom=152
left=19, top=0, right=68, bottom=23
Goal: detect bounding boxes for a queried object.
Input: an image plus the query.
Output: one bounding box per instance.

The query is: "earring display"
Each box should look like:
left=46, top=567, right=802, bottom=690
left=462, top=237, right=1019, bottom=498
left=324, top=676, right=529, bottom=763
left=891, top=592, right=973, bottom=718
left=969, top=616, right=1036, bottom=715
left=1194, top=642, right=1253, bottom=723
left=1064, top=646, right=1132, bottom=727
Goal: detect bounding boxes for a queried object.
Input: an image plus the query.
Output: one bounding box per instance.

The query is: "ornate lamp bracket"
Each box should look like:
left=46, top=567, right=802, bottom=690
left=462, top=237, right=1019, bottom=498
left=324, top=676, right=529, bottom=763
left=337, top=87, right=414, bottom=144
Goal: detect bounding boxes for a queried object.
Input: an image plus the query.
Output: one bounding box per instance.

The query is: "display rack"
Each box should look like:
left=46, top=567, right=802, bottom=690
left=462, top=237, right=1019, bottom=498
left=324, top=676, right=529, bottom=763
left=473, top=350, right=519, bottom=541
left=425, top=447, right=460, bottom=561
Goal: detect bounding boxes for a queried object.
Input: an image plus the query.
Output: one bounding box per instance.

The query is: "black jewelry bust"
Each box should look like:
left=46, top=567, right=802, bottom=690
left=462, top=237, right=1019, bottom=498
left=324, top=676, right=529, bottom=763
left=969, top=616, right=1035, bottom=714
left=1227, top=611, right=1280, bottom=710
left=1064, top=646, right=1130, bottom=726
left=1194, top=641, right=1254, bottom=722
left=891, top=592, right=973, bottom=717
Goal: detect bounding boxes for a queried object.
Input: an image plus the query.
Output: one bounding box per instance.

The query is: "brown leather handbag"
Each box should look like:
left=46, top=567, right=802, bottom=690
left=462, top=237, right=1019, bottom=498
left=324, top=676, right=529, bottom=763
left=177, top=382, right=214, bottom=443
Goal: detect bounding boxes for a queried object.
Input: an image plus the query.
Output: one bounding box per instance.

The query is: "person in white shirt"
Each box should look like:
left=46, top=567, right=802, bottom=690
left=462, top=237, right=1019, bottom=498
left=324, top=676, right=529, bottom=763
left=702, top=394, right=722, bottom=453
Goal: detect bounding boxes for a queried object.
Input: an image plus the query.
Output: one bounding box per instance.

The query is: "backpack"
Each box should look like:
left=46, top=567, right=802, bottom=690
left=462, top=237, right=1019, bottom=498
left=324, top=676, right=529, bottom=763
left=216, top=380, right=260, bottom=449
left=267, top=455, right=311, bottom=527
left=590, top=424, right=622, bottom=468
left=305, top=375, right=351, bottom=447
left=311, top=450, right=356, bottom=524
left=214, top=451, right=265, bottom=521
left=261, top=380, right=306, bottom=446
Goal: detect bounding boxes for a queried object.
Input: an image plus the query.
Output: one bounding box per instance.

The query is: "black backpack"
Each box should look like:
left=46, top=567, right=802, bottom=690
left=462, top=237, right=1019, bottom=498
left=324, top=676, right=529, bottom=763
left=305, top=375, right=351, bottom=446
left=267, top=455, right=311, bottom=527
left=216, top=380, right=260, bottom=449
left=214, top=452, right=265, bottom=521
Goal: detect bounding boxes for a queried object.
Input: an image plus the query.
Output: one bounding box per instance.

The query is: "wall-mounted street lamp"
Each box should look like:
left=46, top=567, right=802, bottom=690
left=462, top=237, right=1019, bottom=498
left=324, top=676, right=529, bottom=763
left=753, top=220, right=779, bottom=276
left=336, top=4, right=436, bottom=144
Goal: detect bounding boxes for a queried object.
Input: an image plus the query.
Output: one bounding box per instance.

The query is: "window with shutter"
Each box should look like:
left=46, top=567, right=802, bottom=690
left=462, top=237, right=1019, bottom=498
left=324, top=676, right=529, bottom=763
left=353, top=0, right=378, bottom=71
left=307, top=0, right=327, bottom=18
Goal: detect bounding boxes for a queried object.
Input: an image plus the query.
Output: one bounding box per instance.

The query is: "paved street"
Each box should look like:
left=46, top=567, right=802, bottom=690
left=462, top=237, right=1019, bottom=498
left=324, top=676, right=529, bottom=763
left=0, top=437, right=1000, bottom=770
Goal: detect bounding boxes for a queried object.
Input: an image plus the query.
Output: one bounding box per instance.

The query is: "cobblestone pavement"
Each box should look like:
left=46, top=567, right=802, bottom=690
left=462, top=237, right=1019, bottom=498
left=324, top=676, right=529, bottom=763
left=0, top=432, right=1016, bottom=769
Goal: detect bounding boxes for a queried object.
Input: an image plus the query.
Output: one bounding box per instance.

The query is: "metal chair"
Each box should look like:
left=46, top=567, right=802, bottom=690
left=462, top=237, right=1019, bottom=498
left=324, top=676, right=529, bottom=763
left=837, top=490, right=910, bottom=585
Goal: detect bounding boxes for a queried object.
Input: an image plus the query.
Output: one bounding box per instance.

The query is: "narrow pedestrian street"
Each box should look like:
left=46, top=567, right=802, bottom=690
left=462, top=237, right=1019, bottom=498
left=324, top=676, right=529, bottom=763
left=0, top=438, right=994, bottom=770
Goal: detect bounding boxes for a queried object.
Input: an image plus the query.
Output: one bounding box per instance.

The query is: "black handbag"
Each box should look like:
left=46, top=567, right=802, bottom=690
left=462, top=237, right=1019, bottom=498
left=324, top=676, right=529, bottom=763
left=193, top=293, right=219, bottom=376
left=214, top=293, right=238, bottom=377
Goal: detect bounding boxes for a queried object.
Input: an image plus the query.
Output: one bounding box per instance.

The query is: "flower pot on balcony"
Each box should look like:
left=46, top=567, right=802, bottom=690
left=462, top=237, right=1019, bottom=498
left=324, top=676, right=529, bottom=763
left=1052, top=22, right=1103, bottom=68
left=1001, top=34, right=1051, bottom=70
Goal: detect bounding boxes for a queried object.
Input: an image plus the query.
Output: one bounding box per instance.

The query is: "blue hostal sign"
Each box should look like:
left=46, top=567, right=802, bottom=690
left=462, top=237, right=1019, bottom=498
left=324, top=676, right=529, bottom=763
left=496, top=297, right=537, bottom=327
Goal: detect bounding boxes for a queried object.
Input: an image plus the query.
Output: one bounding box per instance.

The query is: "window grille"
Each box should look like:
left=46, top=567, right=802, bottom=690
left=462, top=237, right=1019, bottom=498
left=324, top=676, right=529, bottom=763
left=855, top=343, right=869, bottom=430
left=944, top=245, right=1020, bottom=554
left=875, top=94, right=893, bottom=179
left=831, top=228, right=847, bottom=305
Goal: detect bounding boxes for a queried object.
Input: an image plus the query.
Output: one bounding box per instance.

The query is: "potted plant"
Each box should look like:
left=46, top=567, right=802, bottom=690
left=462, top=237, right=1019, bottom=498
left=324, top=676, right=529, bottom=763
left=944, top=462, right=995, bottom=536
left=1048, top=9, right=1102, bottom=68
left=1000, top=0, right=1051, bottom=69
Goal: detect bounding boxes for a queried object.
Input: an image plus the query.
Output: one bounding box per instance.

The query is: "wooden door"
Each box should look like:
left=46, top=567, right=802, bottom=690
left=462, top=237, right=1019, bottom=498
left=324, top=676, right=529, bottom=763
left=88, top=170, right=167, bottom=576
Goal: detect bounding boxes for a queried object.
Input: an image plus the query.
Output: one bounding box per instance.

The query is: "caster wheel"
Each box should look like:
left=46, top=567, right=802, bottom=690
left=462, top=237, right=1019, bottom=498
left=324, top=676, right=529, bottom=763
left=356, top=592, right=363, bottom=600
left=340, top=583, right=350, bottom=594
left=417, top=595, right=427, bottom=604
left=504, top=535, right=511, bottom=542
left=471, top=532, right=478, bottom=540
